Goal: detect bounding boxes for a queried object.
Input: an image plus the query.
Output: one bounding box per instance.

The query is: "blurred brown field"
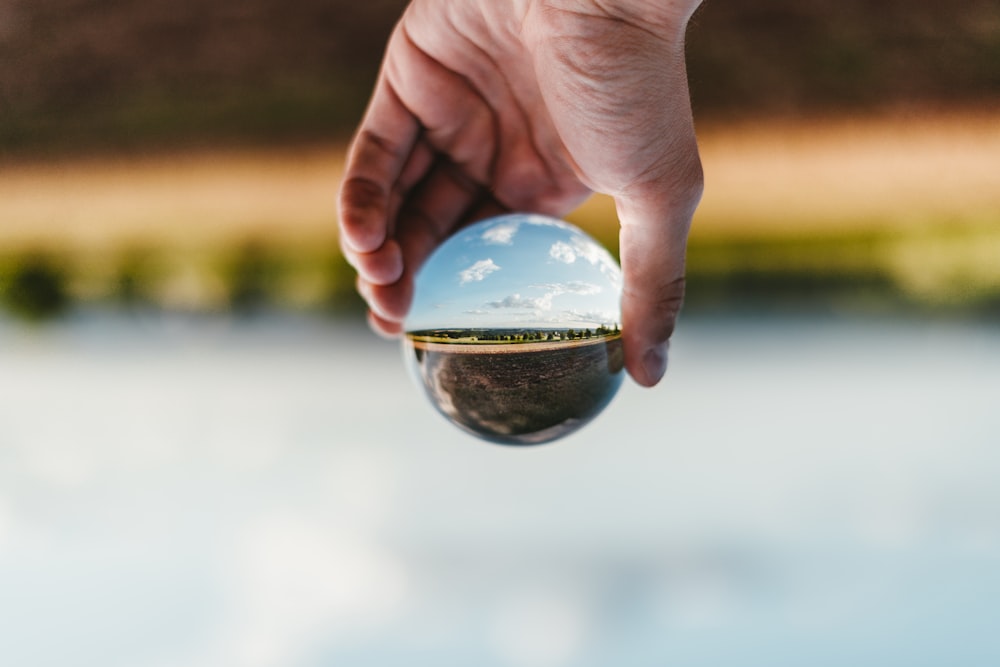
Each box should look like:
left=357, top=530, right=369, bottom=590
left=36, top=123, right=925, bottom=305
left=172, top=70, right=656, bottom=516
left=1, top=109, right=998, bottom=317
left=691, top=110, right=1000, bottom=237
left=3, top=110, right=998, bottom=252
left=0, top=146, right=344, bottom=253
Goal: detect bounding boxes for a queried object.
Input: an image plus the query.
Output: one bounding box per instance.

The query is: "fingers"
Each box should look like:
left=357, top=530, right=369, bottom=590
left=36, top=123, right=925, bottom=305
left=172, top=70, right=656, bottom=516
left=357, top=158, right=496, bottom=330
left=391, top=23, right=497, bottom=186
left=367, top=310, right=404, bottom=338
left=338, top=71, right=422, bottom=255
left=616, top=161, right=703, bottom=387
left=617, top=211, right=686, bottom=387
left=340, top=139, right=434, bottom=287
left=386, top=139, right=436, bottom=235
left=343, top=238, right=404, bottom=287
left=340, top=12, right=506, bottom=337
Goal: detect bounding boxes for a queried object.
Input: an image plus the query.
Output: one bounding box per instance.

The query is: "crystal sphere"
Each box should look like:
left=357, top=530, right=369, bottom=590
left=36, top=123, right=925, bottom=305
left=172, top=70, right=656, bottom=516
left=403, top=213, right=624, bottom=446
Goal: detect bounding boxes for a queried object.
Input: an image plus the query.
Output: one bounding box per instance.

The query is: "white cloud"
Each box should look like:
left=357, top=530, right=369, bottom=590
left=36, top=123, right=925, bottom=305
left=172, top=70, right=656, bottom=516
left=482, top=221, right=520, bottom=245
left=486, top=293, right=553, bottom=311
left=549, top=242, right=577, bottom=264
left=531, top=281, right=602, bottom=297
left=525, top=308, right=618, bottom=327
left=596, top=254, right=622, bottom=288
left=459, top=258, right=500, bottom=285
left=483, top=282, right=603, bottom=315
left=549, top=238, right=621, bottom=290
left=561, top=309, right=619, bottom=326
left=574, top=239, right=605, bottom=266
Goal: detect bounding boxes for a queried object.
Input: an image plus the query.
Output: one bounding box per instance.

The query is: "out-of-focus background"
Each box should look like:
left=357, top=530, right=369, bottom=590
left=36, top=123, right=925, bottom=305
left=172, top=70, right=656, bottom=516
left=1, top=1, right=999, bottom=666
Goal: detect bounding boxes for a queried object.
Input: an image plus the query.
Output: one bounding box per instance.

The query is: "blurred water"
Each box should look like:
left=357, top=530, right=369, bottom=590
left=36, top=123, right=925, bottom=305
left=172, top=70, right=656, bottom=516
left=0, top=312, right=998, bottom=667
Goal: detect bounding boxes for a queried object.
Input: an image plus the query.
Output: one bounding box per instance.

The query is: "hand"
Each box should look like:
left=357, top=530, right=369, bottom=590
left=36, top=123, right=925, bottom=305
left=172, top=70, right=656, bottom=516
left=338, top=0, right=704, bottom=386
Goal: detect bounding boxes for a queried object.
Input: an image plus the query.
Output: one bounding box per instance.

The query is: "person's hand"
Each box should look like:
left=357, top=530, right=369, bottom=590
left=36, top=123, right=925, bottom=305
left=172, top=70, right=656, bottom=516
left=338, top=0, right=704, bottom=386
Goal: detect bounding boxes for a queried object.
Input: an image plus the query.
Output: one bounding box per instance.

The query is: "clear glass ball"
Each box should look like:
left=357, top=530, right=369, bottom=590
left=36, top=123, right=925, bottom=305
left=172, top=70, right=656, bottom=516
left=403, top=213, right=624, bottom=445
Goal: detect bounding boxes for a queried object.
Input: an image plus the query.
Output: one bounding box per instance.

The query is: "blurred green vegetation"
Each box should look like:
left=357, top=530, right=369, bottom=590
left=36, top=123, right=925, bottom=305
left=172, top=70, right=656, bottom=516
left=0, top=243, right=364, bottom=323
left=683, top=230, right=1000, bottom=319
left=0, top=253, right=71, bottom=321
left=2, top=226, right=997, bottom=323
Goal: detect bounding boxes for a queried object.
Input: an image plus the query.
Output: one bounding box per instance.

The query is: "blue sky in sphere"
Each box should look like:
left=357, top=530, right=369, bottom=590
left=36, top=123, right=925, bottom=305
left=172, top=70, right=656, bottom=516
left=406, top=214, right=622, bottom=331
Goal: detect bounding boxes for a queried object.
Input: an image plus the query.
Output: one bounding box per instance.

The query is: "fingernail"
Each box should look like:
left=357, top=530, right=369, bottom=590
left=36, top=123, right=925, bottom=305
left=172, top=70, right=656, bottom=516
left=642, top=342, right=668, bottom=385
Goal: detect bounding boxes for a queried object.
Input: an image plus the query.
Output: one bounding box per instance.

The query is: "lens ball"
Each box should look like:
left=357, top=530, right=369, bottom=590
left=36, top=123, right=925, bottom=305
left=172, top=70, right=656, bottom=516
left=403, top=213, right=624, bottom=445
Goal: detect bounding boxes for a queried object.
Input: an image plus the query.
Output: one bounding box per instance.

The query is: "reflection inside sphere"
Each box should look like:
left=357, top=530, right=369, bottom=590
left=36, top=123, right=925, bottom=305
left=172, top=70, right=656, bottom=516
left=403, top=213, right=624, bottom=446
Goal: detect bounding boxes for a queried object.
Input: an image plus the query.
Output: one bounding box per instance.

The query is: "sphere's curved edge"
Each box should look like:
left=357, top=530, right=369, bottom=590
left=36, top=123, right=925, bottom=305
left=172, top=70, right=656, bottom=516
left=403, top=211, right=624, bottom=447
left=453, top=417, right=591, bottom=447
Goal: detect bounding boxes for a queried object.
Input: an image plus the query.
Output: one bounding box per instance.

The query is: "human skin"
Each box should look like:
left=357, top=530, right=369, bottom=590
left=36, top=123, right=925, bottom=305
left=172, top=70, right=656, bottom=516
left=337, top=0, right=705, bottom=386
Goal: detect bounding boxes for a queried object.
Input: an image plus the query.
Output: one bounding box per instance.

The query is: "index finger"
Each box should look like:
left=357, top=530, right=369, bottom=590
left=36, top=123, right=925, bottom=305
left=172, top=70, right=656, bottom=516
left=338, top=67, right=421, bottom=254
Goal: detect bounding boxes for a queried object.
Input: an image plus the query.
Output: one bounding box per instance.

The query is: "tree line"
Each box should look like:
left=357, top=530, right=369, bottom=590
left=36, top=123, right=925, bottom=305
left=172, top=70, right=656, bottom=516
left=469, top=325, right=620, bottom=343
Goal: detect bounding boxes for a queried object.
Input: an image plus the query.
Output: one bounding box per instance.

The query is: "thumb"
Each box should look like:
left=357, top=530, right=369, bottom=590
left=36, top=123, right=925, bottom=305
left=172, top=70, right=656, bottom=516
left=615, top=164, right=703, bottom=387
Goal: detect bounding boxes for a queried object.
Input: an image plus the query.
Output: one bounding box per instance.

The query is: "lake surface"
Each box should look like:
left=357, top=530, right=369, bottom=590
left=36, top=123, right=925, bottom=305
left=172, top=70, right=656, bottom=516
left=1, top=312, right=998, bottom=667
